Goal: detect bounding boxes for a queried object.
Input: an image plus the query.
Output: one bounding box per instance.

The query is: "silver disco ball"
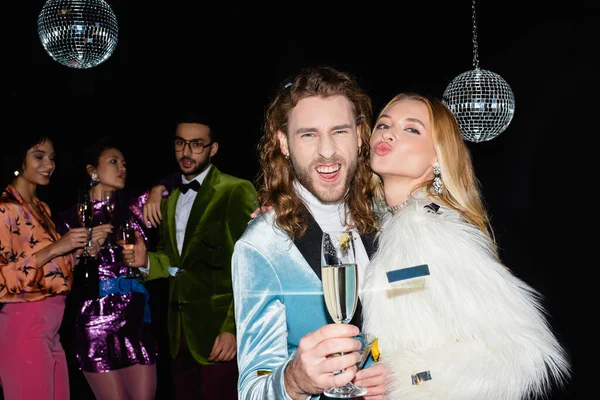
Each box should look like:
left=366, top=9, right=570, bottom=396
left=37, top=0, right=118, bottom=69
left=443, top=68, right=515, bottom=142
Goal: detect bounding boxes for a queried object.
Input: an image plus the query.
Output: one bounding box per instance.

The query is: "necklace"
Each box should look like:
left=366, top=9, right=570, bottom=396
left=387, top=200, right=408, bottom=213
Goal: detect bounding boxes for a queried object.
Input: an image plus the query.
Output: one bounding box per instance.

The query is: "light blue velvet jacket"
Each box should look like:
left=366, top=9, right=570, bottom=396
left=232, top=210, right=376, bottom=400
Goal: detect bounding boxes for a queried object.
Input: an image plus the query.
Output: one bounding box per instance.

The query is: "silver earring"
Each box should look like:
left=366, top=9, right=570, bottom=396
left=13, top=170, right=19, bottom=177
left=433, top=163, right=443, bottom=195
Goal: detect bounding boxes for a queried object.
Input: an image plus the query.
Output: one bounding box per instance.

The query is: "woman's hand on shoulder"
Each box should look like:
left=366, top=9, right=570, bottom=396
left=250, top=205, right=274, bottom=219
left=142, top=185, right=165, bottom=228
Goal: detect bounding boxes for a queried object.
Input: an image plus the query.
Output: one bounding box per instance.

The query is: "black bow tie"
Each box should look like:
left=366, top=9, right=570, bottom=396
left=179, top=180, right=200, bottom=194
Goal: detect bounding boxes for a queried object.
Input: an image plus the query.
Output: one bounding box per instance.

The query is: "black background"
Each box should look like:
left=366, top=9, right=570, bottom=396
left=4, top=0, right=589, bottom=398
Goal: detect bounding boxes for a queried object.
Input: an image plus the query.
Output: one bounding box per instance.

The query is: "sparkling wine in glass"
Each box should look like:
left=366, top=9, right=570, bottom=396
left=101, top=190, right=115, bottom=222
left=101, top=190, right=116, bottom=248
left=120, top=221, right=138, bottom=279
left=76, top=190, right=94, bottom=258
left=321, top=231, right=366, bottom=398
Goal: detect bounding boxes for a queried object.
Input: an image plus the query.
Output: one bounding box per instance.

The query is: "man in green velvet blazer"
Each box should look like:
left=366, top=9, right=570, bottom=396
left=123, top=111, right=257, bottom=399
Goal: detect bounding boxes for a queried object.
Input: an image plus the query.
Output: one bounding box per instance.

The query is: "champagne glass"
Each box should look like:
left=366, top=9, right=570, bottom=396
left=100, top=190, right=116, bottom=248
left=76, top=190, right=94, bottom=258
left=120, top=221, right=138, bottom=279
left=354, top=332, right=376, bottom=370
left=321, top=231, right=366, bottom=398
left=101, top=190, right=115, bottom=223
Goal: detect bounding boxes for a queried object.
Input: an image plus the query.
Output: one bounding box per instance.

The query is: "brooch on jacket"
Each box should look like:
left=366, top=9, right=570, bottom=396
left=412, top=370, right=432, bottom=385
left=424, top=203, right=441, bottom=214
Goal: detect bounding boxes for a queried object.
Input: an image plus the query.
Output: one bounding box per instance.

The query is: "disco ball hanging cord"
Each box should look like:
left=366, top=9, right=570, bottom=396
left=37, top=0, right=118, bottom=69
left=442, top=0, right=515, bottom=142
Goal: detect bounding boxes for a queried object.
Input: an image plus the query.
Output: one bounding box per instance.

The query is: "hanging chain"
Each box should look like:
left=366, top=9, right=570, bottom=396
left=471, top=0, right=480, bottom=69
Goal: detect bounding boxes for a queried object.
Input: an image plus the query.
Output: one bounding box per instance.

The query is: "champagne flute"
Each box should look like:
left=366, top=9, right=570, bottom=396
left=101, top=190, right=115, bottom=223
left=354, top=332, right=376, bottom=370
left=321, top=231, right=366, bottom=398
left=76, top=190, right=94, bottom=258
left=100, top=190, right=116, bottom=249
left=120, top=221, right=138, bottom=279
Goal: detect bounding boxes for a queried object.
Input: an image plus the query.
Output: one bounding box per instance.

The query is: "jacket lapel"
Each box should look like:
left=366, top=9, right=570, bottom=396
left=181, top=166, right=219, bottom=256
left=293, top=205, right=379, bottom=277
left=360, top=232, right=377, bottom=259
left=293, top=206, right=324, bottom=280
left=165, top=189, right=181, bottom=261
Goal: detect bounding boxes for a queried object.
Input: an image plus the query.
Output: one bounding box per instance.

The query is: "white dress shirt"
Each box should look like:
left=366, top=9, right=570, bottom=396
left=175, top=165, right=212, bottom=255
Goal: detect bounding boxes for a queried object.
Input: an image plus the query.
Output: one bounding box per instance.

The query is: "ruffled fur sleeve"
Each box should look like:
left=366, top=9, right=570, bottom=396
left=362, top=201, right=570, bottom=400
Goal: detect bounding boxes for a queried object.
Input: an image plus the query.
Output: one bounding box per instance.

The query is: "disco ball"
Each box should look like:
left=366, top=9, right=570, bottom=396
left=443, top=68, right=515, bottom=142
left=37, top=0, right=118, bottom=69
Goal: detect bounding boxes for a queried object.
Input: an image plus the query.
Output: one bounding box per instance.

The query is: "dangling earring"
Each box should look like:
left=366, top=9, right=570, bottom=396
left=90, top=173, right=100, bottom=187
left=433, top=163, right=443, bottom=195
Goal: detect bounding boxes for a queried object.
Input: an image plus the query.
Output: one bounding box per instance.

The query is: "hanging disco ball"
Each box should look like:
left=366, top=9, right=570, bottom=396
left=37, top=0, right=118, bottom=69
left=442, top=68, right=515, bottom=142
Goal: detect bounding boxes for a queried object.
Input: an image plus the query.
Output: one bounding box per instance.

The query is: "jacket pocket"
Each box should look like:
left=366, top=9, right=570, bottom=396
left=211, top=293, right=232, bottom=311
left=201, top=240, right=223, bottom=252
left=199, top=239, right=224, bottom=270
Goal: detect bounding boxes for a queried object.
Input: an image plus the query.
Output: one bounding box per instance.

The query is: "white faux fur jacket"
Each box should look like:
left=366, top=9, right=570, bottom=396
left=362, top=195, right=570, bottom=400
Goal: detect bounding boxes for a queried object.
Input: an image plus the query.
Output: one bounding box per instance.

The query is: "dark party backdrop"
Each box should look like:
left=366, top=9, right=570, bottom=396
left=4, top=0, right=590, bottom=398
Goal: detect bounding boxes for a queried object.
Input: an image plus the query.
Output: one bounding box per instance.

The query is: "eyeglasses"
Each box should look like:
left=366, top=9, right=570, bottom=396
left=174, top=139, right=213, bottom=154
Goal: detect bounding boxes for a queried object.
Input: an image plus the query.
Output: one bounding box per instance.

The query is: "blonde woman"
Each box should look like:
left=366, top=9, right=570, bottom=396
left=362, top=93, right=570, bottom=399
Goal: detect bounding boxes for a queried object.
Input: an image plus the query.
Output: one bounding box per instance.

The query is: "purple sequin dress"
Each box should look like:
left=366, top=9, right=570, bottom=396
left=57, top=191, right=158, bottom=373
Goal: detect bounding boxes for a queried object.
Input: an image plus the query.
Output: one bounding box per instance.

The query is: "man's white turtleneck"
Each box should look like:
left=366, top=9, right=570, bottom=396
left=294, top=181, right=370, bottom=293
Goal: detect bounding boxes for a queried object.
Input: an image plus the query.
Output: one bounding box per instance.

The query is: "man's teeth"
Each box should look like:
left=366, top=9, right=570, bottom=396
left=316, top=165, right=340, bottom=173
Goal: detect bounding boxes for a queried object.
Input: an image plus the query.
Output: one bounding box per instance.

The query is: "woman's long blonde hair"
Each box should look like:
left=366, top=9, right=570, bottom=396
left=257, top=66, right=379, bottom=240
left=373, top=93, right=496, bottom=249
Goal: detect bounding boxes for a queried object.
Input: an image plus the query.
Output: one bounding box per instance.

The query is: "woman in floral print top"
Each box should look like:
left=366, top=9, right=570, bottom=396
left=0, top=185, right=77, bottom=300
left=0, top=135, right=95, bottom=400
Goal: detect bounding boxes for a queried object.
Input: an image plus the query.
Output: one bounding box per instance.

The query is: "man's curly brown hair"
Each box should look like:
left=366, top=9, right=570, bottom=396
left=256, top=66, right=379, bottom=241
